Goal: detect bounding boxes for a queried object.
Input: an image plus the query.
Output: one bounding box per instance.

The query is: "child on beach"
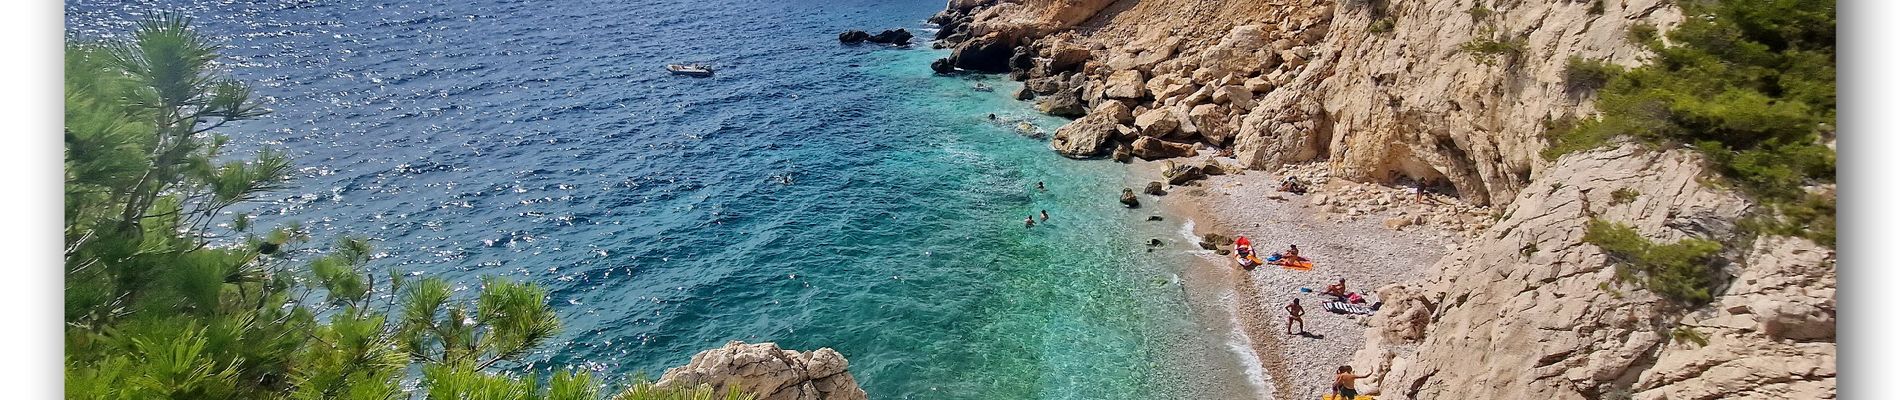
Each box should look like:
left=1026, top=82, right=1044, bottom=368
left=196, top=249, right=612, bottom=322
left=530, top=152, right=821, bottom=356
left=1285, top=298, right=1305, bottom=335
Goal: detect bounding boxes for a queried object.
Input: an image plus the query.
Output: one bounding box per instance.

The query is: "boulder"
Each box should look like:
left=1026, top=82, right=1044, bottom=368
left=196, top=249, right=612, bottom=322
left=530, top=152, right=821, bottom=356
left=930, top=58, right=956, bottom=74
left=1201, top=159, right=1227, bottom=175
left=1144, top=181, right=1167, bottom=196
left=1111, top=142, right=1133, bottom=163
left=1093, top=100, right=1134, bottom=124
left=1119, top=188, right=1140, bottom=208
left=654, top=341, right=868, bottom=400
left=867, top=29, right=914, bottom=46
left=1013, top=86, right=1035, bottom=100
left=1211, top=85, right=1253, bottom=109
left=1104, top=69, right=1148, bottom=99
left=1025, top=76, right=1067, bottom=95
left=1188, top=104, right=1228, bottom=145
left=838, top=30, right=871, bottom=43
left=1162, top=160, right=1206, bottom=185
left=1049, top=110, right=1119, bottom=158
left=1133, top=108, right=1179, bottom=137
left=1008, top=45, right=1036, bottom=72
left=1146, top=215, right=1164, bottom=221
left=1036, top=89, right=1086, bottom=117
left=1045, top=44, right=1093, bottom=73
left=1131, top=137, right=1197, bottom=160
left=1244, top=76, right=1273, bottom=93
left=950, top=33, right=1013, bottom=73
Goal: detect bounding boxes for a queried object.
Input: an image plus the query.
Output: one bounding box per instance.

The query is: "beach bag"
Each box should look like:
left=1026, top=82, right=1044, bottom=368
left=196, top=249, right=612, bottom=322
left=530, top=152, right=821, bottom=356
left=1267, top=253, right=1283, bottom=262
left=1347, top=292, right=1365, bottom=304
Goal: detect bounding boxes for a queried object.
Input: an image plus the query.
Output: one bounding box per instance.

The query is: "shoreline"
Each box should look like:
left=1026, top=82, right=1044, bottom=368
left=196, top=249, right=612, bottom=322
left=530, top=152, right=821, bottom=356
left=1130, top=153, right=1487, bottom=399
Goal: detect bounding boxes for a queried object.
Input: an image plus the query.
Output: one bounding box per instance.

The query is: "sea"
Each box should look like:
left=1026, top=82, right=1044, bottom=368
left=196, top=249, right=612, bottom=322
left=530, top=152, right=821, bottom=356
left=65, top=1, right=1259, bottom=398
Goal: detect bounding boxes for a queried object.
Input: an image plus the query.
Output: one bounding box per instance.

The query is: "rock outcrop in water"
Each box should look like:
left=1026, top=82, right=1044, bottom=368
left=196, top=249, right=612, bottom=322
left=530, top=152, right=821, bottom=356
left=655, top=341, right=868, bottom=400
left=839, top=29, right=914, bottom=46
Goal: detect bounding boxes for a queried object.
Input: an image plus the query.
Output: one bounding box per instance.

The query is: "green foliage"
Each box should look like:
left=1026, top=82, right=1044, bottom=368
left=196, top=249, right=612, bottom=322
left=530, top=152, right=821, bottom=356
left=1610, top=188, right=1640, bottom=205
left=1589, top=0, right=1606, bottom=15
left=1368, top=17, right=1396, bottom=33
left=1585, top=219, right=1724, bottom=304
left=1466, top=4, right=1493, bottom=21
left=1563, top=56, right=1620, bottom=92
left=1544, top=0, right=1835, bottom=246
left=1671, top=325, right=1710, bottom=347
left=65, top=13, right=758, bottom=400
left=1627, top=23, right=1659, bottom=44
left=1459, top=28, right=1527, bottom=66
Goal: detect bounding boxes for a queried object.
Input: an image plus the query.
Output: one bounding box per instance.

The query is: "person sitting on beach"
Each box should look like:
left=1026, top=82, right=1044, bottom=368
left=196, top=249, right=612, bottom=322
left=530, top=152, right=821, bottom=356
left=1024, top=216, right=1036, bottom=228
left=1285, top=298, right=1305, bottom=335
left=1323, top=279, right=1348, bottom=299
left=1333, top=365, right=1366, bottom=399
left=1285, top=244, right=1306, bottom=261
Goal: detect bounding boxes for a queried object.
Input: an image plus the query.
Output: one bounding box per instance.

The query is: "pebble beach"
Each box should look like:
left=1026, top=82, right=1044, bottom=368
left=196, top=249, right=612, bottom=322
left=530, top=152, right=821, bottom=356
left=1130, top=154, right=1494, bottom=398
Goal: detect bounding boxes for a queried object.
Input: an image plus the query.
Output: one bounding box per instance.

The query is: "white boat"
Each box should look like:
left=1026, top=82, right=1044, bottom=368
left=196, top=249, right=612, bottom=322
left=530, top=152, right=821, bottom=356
left=667, top=64, right=714, bottom=77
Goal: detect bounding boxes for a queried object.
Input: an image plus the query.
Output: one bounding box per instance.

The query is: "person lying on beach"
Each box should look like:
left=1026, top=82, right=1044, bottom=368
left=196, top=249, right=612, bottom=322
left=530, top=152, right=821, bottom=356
left=1285, top=298, right=1305, bottom=335
left=1323, top=279, right=1347, bottom=299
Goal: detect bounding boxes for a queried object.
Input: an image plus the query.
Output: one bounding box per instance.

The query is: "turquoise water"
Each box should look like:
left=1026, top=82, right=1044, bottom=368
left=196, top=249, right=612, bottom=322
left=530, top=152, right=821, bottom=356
left=67, top=1, right=1253, bottom=398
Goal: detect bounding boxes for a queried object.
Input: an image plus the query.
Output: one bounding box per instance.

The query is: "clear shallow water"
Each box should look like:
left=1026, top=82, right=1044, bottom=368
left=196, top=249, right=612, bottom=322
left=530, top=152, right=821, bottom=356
left=67, top=1, right=1253, bottom=398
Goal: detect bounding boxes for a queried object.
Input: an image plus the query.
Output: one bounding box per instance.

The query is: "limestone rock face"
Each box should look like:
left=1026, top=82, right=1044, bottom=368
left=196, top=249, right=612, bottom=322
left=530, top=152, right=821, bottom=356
left=655, top=341, right=868, bottom=400
left=953, top=0, right=1683, bottom=206
left=1350, top=144, right=1833, bottom=399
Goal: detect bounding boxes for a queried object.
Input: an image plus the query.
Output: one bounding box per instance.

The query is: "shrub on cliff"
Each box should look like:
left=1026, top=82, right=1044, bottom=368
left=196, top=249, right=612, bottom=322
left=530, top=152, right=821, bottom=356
left=63, top=13, right=752, bottom=400
left=1544, top=0, right=1835, bottom=246
left=1585, top=219, right=1724, bottom=305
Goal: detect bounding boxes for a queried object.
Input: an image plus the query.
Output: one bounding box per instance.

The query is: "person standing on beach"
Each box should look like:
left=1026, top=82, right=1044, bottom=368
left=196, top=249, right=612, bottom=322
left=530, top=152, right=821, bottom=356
left=1333, top=365, right=1366, bottom=399
left=1285, top=298, right=1305, bottom=334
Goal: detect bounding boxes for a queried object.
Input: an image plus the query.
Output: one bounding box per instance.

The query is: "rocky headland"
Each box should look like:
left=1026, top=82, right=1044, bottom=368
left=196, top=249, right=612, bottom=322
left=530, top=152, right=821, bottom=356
left=930, top=0, right=1837, bottom=398
left=655, top=341, right=869, bottom=400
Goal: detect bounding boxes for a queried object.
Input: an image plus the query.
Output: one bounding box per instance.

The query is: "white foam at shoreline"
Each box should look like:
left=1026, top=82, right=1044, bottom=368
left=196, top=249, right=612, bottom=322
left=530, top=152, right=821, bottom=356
left=1221, top=289, right=1274, bottom=398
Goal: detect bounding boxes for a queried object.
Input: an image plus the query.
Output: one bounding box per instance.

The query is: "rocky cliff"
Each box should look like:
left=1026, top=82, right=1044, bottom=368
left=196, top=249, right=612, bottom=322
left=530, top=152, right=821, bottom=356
left=1346, top=143, right=1834, bottom=399
left=931, top=0, right=1835, bottom=398
left=655, top=341, right=868, bottom=400
left=932, top=0, right=1679, bottom=206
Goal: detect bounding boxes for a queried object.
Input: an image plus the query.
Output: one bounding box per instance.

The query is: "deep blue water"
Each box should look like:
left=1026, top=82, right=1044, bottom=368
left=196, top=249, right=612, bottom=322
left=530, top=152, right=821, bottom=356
left=66, top=1, right=1254, bottom=398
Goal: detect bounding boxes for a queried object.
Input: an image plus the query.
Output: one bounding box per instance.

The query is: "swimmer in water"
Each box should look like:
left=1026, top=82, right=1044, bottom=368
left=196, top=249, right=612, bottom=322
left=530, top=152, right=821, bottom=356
left=1040, top=210, right=1049, bottom=221
left=1024, top=215, right=1036, bottom=228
